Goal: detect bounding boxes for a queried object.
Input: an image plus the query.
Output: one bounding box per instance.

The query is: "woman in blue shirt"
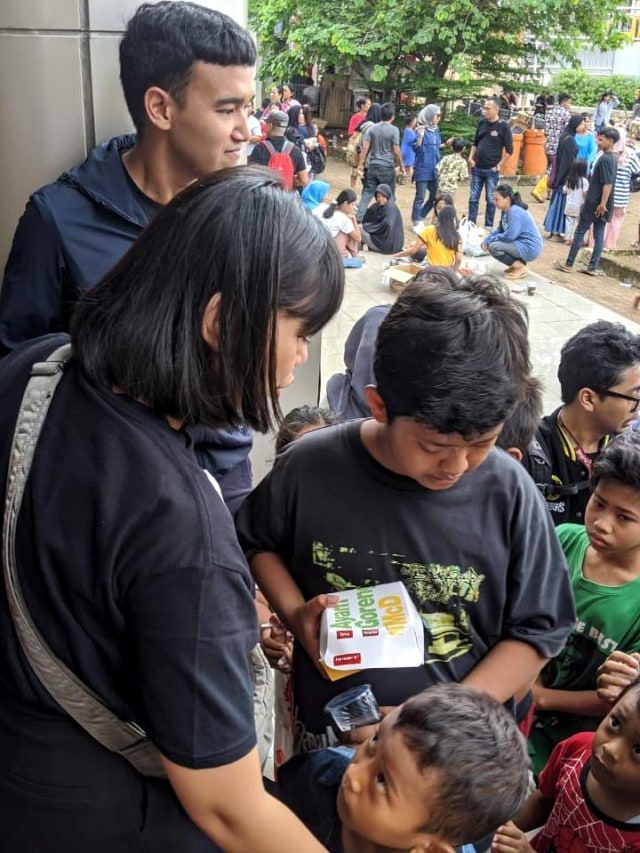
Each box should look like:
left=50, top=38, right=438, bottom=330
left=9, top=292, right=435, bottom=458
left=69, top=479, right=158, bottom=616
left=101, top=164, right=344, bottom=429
left=481, top=184, right=543, bottom=280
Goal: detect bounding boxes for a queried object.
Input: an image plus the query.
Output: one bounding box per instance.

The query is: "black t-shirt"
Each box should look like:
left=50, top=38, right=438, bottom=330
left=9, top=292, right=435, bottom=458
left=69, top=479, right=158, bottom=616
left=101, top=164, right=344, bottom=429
left=249, top=136, right=307, bottom=175
left=473, top=119, right=513, bottom=168
left=584, top=151, right=617, bottom=222
left=0, top=336, right=258, bottom=768
left=236, top=420, right=575, bottom=749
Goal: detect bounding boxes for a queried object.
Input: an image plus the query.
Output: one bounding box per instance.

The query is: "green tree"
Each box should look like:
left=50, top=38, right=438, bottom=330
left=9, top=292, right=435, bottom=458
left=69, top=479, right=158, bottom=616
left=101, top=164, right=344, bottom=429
left=250, top=0, right=628, bottom=103
left=551, top=69, right=640, bottom=109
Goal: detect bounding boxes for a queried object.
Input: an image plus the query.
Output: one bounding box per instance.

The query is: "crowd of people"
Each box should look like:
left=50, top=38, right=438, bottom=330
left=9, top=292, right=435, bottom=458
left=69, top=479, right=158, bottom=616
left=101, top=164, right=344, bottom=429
left=2, top=3, right=640, bottom=853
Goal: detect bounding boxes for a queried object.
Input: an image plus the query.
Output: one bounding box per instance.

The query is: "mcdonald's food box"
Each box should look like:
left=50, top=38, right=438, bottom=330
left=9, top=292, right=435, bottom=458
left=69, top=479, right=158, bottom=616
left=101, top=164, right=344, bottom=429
left=319, top=581, right=425, bottom=680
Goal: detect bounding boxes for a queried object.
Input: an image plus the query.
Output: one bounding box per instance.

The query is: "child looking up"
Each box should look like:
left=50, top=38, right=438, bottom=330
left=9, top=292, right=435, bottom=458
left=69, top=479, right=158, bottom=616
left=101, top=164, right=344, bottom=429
left=493, top=676, right=640, bottom=853
left=529, top=432, right=640, bottom=772
left=237, top=271, right=574, bottom=756
left=280, top=684, right=530, bottom=853
left=391, top=205, right=462, bottom=268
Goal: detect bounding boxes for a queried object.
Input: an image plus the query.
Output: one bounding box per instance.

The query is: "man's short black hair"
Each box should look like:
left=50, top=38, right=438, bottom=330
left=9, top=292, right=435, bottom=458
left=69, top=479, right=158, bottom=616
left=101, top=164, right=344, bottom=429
left=373, top=271, right=530, bottom=437
left=558, top=320, right=640, bottom=404
left=120, top=1, right=256, bottom=134
left=451, top=137, right=466, bottom=153
left=558, top=93, right=571, bottom=105
left=394, top=684, right=529, bottom=846
left=592, top=431, right=640, bottom=492
left=380, top=102, right=395, bottom=121
left=355, top=96, right=368, bottom=110
left=600, top=126, right=621, bottom=144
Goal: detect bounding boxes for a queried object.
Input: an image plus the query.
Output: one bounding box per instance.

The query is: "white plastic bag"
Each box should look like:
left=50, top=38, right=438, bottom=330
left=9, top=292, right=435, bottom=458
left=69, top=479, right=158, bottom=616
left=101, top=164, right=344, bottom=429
left=459, top=216, right=489, bottom=257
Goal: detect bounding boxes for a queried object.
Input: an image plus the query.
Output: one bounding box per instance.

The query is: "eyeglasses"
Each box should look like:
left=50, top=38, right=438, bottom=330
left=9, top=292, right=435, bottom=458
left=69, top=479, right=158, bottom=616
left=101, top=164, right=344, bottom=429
left=600, top=389, right=640, bottom=411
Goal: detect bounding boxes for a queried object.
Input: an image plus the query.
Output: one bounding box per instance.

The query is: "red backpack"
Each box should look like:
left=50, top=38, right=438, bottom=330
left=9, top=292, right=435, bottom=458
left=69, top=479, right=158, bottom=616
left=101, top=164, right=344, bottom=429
left=262, top=140, right=296, bottom=190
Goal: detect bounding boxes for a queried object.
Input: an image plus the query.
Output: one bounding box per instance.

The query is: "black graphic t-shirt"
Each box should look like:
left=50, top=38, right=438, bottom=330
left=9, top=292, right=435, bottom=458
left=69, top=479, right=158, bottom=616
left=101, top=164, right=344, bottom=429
left=237, top=420, right=575, bottom=749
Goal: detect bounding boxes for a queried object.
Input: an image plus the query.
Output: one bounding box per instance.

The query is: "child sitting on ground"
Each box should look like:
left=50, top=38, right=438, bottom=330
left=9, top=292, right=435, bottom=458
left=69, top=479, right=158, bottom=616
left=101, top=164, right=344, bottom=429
left=391, top=205, right=462, bottom=268
left=280, top=683, right=530, bottom=853
left=493, top=675, right=640, bottom=853
left=528, top=431, right=640, bottom=774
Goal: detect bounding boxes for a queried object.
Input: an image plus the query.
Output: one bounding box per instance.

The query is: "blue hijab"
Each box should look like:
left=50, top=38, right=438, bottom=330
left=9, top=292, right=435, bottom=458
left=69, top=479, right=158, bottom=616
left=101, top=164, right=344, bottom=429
left=301, top=180, right=330, bottom=211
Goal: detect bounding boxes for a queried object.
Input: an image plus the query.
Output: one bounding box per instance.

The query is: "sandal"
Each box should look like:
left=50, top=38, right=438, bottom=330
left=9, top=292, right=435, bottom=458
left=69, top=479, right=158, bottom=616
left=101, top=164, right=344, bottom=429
left=552, top=260, right=573, bottom=273
left=504, top=265, right=528, bottom=280
left=581, top=268, right=605, bottom=277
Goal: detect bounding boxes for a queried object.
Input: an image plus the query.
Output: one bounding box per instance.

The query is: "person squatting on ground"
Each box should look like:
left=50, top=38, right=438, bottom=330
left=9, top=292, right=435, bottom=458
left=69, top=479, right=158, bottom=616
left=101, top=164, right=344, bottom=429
left=0, top=1, right=259, bottom=512
left=482, top=184, right=543, bottom=281
left=0, top=167, right=345, bottom=853
left=279, top=684, right=530, bottom=853
left=468, top=97, right=513, bottom=228
left=553, top=127, right=619, bottom=277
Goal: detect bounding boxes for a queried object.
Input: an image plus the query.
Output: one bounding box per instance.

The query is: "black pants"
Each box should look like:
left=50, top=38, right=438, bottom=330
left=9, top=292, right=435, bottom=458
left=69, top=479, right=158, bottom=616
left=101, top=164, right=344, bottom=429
left=0, top=697, right=218, bottom=852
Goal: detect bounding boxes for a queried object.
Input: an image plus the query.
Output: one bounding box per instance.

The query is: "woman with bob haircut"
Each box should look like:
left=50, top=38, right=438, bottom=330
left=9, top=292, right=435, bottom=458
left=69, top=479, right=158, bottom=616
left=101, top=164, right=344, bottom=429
left=0, top=166, right=343, bottom=853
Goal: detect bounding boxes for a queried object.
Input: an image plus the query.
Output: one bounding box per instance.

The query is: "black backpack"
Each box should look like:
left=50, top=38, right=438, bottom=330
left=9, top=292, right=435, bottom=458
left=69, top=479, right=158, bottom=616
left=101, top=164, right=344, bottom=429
left=524, top=435, right=591, bottom=500
left=309, top=145, right=326, bottom=174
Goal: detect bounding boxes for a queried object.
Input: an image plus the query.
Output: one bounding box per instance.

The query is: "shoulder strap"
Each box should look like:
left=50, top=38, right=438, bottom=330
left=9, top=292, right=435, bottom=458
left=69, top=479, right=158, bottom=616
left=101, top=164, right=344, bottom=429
left=525, top=432, right=591, bottom=498
left=262, top=140, right=276, bottom=156
left=2, top=344, right=165, bottom=777
left=283, top=140, right=294, bottom=155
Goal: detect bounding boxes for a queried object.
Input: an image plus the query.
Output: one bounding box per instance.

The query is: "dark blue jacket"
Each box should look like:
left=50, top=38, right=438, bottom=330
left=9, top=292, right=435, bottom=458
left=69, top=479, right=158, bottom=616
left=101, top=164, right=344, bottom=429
left=0, top=135, right=252, bottom=511
left=412, top=127, right=441, bottom=181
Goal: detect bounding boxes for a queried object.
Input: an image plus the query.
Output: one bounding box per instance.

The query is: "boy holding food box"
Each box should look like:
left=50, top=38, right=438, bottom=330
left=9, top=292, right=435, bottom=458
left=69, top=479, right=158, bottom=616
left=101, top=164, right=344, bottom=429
left=236, top=269, right=574, bottom=756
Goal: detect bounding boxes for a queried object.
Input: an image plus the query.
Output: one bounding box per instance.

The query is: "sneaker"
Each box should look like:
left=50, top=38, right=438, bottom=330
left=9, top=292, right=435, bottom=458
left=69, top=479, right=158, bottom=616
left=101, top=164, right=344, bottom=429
left=412, top=220, right=424, bottom=234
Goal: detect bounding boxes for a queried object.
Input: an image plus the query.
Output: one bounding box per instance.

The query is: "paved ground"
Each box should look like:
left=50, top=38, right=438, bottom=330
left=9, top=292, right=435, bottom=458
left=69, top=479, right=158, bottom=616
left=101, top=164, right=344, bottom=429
left=321, top=154, right=640, bottom=323
left=317, top=156, right=640, bottom=414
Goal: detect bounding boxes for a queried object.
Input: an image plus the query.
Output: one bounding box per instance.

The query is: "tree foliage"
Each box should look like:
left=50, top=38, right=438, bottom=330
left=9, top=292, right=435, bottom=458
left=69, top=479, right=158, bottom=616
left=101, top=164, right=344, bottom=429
left=249, top=0, right=628, bottom=101
left=551, top=69, right=640, bottom=110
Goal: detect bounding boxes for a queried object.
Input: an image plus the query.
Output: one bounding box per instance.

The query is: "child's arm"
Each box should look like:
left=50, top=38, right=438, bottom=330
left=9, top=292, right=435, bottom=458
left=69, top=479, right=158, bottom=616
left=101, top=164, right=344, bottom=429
left=597, top=649, right=640, bottom=704
left=513, top=788, right=554, bottom=833
left=492, top=821, right=535, bottom=853
left=532, top=680, right=610, bottom=716
left=391, top=236, right=424, bottom=259
left=251, top=551, right=337, bottom=671
left=462, top=639, right=547, bottom=703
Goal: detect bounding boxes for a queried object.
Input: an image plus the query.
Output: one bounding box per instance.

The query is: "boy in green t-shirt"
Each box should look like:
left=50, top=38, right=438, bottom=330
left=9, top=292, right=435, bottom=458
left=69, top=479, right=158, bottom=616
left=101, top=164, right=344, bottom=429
left=529, top=431, right=640, bottom=773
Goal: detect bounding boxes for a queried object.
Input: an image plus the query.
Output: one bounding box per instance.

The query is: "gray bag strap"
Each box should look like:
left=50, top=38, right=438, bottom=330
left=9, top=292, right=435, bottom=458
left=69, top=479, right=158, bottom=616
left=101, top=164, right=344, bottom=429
left=2, top=343, right=166, bottom=778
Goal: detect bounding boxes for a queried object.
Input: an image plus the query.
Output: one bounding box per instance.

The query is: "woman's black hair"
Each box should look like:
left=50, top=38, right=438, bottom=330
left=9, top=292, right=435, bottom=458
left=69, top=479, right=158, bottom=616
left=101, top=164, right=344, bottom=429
left=434, top=194, right=455, bottom=216
left=301, top=105, right=314, bottom=129
left=275, top=405, right=338, bottom=453
left=495, top=182, right=528, bottom=210
left=323, top=188, right=358, bottom=219
left=287, top=105, right=302, bottom=128
left=566, top=158, right=588, bottom=191
left=71, top=166, right=344, bottom=433
left=119, top=2, right=256, bottom=135
left=365, top=103, right=382, bottom=123
left=434, top=205, right=460, bottom=251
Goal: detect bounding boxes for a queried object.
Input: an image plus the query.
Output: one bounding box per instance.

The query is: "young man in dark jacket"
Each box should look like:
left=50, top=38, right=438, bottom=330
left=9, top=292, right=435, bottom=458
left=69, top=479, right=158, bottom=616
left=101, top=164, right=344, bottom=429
left=0, top=2, right=257, bottom=511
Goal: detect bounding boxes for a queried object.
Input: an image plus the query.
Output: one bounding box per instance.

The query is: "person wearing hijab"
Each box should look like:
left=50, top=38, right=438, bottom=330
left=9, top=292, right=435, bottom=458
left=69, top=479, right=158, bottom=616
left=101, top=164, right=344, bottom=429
left=360, top=184, right=405, bottom=254
left=410, top=105, right=453, bottom=231
left=301, top=180, right=329, bottom=212
left=543, top=114, right=586, bottom=241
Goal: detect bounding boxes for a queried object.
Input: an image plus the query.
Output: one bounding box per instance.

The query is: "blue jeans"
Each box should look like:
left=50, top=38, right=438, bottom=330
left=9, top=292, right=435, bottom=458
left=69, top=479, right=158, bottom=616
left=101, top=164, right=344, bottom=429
left=411, top=178, right=438, bottom=222
left=357, top=164, right=396, bottom=221
left=566, top=209, right=606, bottom=270
left=468, top=167, right=500, bottom=227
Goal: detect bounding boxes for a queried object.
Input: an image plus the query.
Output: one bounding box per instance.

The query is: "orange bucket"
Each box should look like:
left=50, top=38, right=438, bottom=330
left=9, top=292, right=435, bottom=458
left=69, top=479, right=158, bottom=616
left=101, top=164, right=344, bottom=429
left=521, top=129, right=547, bottom=176
left=501, top=133, right=522, bottom=177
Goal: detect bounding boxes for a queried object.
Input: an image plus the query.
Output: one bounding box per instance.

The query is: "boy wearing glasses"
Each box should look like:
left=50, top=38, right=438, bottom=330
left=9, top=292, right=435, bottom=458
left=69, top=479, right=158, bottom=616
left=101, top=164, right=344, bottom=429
left=525, top=321, right=640, bottom=526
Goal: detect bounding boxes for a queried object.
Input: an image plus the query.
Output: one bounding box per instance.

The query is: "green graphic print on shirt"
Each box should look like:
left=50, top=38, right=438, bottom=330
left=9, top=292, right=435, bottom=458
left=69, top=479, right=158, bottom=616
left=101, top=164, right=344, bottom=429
left=313, top=541, right=485, bottom=665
